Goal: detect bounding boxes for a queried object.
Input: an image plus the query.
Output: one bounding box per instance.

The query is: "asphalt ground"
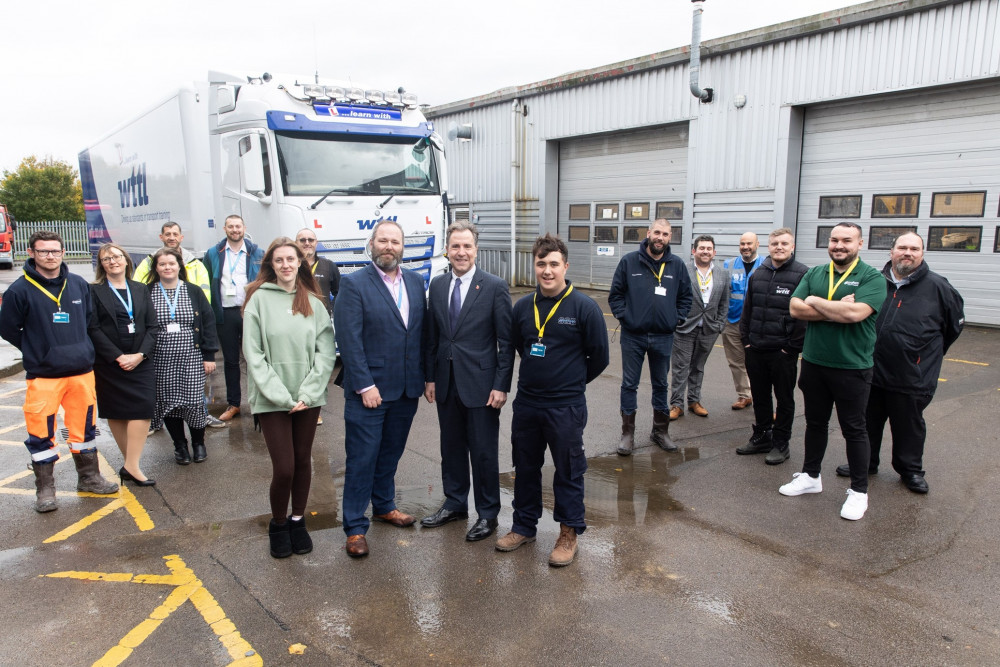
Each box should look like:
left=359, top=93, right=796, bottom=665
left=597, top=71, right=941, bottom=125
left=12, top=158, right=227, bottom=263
left=0, top=263, right=998, bottom=666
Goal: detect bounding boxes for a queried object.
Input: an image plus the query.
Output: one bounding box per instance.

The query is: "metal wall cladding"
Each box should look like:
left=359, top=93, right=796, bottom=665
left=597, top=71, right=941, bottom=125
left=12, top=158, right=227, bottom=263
left=432, top=0, right=1000, bottom=198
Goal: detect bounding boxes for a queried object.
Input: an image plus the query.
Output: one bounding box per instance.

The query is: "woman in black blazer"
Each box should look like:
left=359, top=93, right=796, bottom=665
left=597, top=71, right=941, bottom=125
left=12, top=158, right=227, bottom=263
left=88, top=243, right=159, bottom=486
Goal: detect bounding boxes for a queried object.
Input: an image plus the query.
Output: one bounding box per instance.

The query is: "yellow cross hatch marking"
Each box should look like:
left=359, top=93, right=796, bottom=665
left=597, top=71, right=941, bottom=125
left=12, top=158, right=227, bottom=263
left=42, top=555, right=262, bottom=667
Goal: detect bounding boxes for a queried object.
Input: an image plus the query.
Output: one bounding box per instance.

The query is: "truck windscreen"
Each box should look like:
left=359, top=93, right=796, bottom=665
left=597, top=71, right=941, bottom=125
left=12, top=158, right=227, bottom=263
left=274, top=131, right=440, bottom=198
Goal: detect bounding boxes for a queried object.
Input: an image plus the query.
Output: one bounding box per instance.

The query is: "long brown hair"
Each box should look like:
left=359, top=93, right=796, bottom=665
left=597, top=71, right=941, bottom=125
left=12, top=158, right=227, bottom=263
left=243, top=237, right=320, bottom=317
left=94, top=243, right=135, bottom=283
left=145, top=247, right=189, bottom=284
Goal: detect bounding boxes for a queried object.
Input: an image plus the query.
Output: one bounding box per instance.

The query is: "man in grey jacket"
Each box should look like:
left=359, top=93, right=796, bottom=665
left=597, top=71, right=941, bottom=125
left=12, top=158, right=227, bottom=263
left=669, top=235, right=731, bottom=419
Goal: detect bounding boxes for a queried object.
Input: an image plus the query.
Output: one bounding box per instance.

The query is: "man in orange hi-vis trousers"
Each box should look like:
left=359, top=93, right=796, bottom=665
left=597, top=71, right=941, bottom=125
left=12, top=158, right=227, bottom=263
left=0, top=230, right=118, bottom=512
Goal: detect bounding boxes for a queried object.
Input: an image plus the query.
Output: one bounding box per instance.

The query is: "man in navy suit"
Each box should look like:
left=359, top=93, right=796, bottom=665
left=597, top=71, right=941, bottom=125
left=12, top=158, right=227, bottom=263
left=421, top=221, right=514, bottom=542
left=333, top=219, right=426, bottom=558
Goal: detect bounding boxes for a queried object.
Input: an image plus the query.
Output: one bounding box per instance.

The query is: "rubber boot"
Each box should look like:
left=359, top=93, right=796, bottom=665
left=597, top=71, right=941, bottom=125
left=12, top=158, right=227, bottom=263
left=73, top=450, right=119, bottom=494
left=32, top=461, right=58, bottom=512
left=288, top=516, right=313, bottom=555
left=269, top=519, right=293, bottom=558
left=650, top=410, right=678, bottom=451
left=617, top=411, right=636, bottom=456
left=174, top=440, right=192, bottom=465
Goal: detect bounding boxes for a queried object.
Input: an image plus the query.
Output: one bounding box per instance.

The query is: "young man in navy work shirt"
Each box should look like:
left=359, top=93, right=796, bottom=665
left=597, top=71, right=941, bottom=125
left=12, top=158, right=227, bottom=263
left=496, top=234, right=609, bottom=567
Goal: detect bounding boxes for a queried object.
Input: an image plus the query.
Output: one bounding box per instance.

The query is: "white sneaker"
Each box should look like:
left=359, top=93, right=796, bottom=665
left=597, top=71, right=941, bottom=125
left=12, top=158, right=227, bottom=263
left=840, top=489, right=868, bottom=520
left=779, top=472, right=823, bottom=496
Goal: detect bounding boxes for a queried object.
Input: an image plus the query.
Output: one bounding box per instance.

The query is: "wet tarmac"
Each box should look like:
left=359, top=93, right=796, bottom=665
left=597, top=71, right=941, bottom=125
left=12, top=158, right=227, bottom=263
left=0, top=265, right=998, bottom=665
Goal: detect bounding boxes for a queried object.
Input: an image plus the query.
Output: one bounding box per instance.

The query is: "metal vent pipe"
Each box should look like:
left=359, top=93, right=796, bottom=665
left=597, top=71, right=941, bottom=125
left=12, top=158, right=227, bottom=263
left=690, top=0, right=714, bottom=103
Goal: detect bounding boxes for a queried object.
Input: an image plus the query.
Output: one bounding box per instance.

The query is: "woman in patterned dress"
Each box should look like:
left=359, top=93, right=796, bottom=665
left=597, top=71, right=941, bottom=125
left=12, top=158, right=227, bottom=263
left=145, top=247, right=219, bottom=465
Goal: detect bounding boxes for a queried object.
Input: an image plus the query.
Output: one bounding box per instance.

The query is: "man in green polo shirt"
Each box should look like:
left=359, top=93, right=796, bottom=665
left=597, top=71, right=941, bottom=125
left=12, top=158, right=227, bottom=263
left=778, top=222, right=887, bottom=521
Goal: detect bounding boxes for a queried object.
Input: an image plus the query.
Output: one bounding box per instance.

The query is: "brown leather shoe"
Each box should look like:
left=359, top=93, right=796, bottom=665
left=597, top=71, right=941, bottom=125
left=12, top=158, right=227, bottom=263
left=495, top=530, right=535, bottom=552
left=668, top=406, right=683, bottom=421
left=219, top=405, right=240, bottom=421
left=731, top=397, right=753, bottom=410
left=689, top=402, right=709, bottom=417
left=345, top=534, right=369, bottom=558
left=549, top=524, right=578, bottom=567
left=373, top=509, right=416, bottom=527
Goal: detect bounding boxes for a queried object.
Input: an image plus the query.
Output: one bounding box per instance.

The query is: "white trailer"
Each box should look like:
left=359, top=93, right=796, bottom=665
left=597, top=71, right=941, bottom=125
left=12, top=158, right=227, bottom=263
left=79, top=71, right=449, bottom=284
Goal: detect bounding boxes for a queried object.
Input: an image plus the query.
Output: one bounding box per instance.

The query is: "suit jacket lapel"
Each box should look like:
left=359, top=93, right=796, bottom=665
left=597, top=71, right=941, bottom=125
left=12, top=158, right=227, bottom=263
left=366, top=264, right=405, bottom=327
left=454, top=271, right=484, bottom=332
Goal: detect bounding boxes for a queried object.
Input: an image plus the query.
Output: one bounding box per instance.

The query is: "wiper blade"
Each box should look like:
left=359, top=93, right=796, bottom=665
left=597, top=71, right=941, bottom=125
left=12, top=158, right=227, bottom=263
left=309, top=187, right=367, bottom=209
left=377, top=193, right=395, bottom=211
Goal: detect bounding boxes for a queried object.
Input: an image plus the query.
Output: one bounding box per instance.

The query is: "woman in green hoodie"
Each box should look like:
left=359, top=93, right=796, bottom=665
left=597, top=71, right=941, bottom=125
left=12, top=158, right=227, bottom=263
left=242, top=238, right=336, bottom=558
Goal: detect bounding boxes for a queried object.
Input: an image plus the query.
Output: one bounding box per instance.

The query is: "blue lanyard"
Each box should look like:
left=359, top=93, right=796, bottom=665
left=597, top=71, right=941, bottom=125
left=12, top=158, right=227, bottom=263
left=226, top=247, right=244, bottom=285
left=157, top=282, right=179, bottom=321
left=395, top=279, right=404, bottom=309
left=109, top=283, right=134, bottom=321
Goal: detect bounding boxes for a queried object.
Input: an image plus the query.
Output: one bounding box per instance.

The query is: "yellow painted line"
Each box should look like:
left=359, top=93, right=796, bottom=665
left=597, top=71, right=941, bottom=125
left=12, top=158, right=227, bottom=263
left=0, top=421, right=26, bottom=434
left=0, top=386, right=26, bottom=397
left=945, top=358, right=989, bottom=367
left=43, top=555, right=262, bottom=667
left=119, top=483, right=155, bottom=532
left=0, top=467, right=33, bottom=487
left=44, top=498, right=123, bottom=543
left=0, top=405, right=25, bottom=410
left=0, top=440, right=27, bottom=446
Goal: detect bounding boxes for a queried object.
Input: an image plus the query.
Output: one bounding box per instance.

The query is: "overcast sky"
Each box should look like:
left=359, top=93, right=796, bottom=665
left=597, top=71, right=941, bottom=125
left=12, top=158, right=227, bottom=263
left=1, top=0, right=862, bottom=174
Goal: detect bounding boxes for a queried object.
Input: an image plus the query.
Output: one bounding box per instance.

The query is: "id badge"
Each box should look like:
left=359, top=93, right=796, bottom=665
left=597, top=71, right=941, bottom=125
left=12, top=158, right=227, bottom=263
left=530, top=342, right=546, bottom=357
left=225, top=284, right=237, bottom=297
left=654, top=286, right=667, bottom=297
left=166, top=322, right=181, bottom=333
left=52, top=311, right=70, bottom=324
left=127, top=322, right=136, bottom=334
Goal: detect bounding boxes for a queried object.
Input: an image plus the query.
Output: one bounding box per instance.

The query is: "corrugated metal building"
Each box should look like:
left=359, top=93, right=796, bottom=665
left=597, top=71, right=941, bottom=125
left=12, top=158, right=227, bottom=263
left=425, top=0, right=1000, bottom=325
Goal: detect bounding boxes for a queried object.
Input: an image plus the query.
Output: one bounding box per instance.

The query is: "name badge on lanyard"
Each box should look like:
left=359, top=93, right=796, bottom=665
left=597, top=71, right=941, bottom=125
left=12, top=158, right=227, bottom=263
left=53, top=312, right=70, bottom=324
left=127, top=323, right=136, bottom=334
left=654, top=286, right=667, bottom=296
left=530, top=342, right=546, bottom=357
left=166, top=322, right=181, bottom=333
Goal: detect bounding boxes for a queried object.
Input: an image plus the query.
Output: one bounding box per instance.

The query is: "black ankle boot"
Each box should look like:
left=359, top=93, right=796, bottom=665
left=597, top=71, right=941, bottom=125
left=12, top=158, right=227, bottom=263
left=269, top=519, right=292, bottom=558
left=288, top=516, right=313, bottom=555
left=192, top=442, right=207, bottom=463
left=173, top=440, right=191, bottom=465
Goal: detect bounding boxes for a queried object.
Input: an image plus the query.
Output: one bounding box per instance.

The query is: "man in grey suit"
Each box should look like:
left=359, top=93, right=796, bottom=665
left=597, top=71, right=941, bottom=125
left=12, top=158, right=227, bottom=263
left=422, top=221, right=514, bottom=542
left=669, top=235, right=731, bottom=420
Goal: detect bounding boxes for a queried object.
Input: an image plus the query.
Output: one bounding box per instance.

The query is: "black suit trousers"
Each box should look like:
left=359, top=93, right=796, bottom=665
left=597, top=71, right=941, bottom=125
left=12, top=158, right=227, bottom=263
left=866, top=386, right=932, bottom=476
left=436, top=373, right=501, bottom=519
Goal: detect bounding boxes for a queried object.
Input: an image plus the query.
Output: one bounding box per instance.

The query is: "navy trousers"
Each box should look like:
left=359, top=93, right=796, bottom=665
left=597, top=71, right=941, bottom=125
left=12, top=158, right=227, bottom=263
left=436, top=379, right=501, bottom=520
left=342, top=393, right=419, bottom=536
left=510, top=402, right=588, bottom=537
left=619, top=330, right=673, bottom=414
left=218, top=307, right=243, bottom=408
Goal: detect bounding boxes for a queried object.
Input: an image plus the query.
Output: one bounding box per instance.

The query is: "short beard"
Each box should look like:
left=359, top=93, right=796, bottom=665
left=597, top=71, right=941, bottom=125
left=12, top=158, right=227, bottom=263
left=374, top=252, right=401, bottom=272
left=893, top=260, right=917, bottom=277
left=830, top=251, right=858, bottom=268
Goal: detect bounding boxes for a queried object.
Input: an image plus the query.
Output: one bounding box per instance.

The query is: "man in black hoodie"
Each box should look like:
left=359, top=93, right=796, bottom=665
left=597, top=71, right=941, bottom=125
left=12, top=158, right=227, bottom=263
left=834, top=232, right=964, bottom=493
left=608, top=219, right=692, bottom=455
left=0, top=231, right=119, bottom=513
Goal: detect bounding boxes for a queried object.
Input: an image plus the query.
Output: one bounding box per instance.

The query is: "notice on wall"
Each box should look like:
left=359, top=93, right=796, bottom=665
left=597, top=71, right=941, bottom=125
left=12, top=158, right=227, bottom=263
left=596, top=246, right=615, bottom=256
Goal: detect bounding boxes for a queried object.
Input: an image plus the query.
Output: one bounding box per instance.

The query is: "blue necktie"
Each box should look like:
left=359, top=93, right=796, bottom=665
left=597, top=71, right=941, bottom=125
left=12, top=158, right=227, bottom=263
left=449, top=277, right=462, bottom=335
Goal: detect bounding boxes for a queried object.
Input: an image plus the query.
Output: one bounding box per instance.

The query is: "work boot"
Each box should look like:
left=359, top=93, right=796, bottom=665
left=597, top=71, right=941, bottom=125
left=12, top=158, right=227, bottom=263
left=736, top=424, right=773, bottom=455
left=32, top=461, right=58, bottom=512
left=765, top=441, right=791, bottom=465
left=650, top=409, right=678, bottom=451
left=617, top=411, right=636, bottom=456
left=174, top=440, right=192, bottom=465
left=72, top=450, right=119, bottom=494
left=549, top=524, right=578, bottom=567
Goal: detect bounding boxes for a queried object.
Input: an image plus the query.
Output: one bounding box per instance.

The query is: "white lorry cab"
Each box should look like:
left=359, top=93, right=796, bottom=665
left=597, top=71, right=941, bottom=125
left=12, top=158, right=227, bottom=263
left=79, top=71, right=450, bottom=285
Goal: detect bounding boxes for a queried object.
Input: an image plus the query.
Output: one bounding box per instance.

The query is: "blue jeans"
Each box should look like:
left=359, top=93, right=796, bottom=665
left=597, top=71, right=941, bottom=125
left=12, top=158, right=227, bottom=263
left=342, top=393, right=419, bottom=536
left=619, top=330, right=673, bottom=414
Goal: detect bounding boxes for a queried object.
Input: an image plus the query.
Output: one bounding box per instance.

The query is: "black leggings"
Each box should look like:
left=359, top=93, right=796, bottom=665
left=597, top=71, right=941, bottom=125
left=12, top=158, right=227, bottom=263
left=163, top=416, right=205, bottom=446
left=258, top=407, right=321, bottom=520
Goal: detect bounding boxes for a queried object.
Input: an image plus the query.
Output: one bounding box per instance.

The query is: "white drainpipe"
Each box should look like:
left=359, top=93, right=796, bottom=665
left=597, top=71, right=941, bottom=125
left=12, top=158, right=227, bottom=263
left=690, top=0, right=714, bottom=103
left=510, top=98, right=520, bottom=285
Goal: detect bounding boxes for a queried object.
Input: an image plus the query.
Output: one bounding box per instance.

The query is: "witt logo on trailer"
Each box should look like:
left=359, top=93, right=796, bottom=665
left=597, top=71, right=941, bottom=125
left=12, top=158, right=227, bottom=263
left=357, top=215, right=398, bottom=230
left=118, top=162, right=149, bottom=208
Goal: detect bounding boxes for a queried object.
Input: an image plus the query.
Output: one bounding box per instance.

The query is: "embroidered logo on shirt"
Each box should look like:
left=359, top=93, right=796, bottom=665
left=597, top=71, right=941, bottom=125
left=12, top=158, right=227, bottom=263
left=776, top=287, right=790, bottom=295
left=557, top=317, right=577, bottom=326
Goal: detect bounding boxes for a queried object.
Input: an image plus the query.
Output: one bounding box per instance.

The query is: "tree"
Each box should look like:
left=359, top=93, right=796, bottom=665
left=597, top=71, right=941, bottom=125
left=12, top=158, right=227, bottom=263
left=0, top=156, right=84, bottom=221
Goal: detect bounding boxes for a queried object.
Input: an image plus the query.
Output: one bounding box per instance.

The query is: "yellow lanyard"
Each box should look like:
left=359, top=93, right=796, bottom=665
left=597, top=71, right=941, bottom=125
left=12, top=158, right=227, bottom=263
left=696, top=267, right=713, bottom=289
left=650, top=262, right=665, bottom=284
left=533, top=285, right=574, bottom=341
left=827, top=258, right=859, bottom=300
left=310, top=260, right=318, bottom=275
left=23, top=272, right=67, bottom=311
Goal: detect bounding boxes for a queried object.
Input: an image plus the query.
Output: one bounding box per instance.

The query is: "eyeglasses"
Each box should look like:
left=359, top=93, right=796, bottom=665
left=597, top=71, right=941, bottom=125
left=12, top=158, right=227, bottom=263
left=32, top=249, right=64, bottom=257
left=297, top=238, right=317, bottom=244
left=101, top=254, right=126, bottom=264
